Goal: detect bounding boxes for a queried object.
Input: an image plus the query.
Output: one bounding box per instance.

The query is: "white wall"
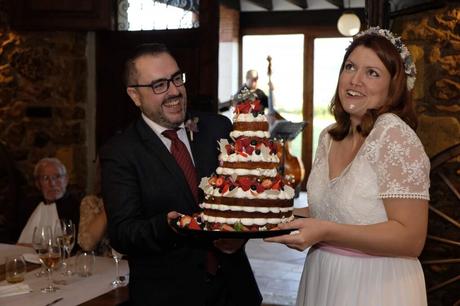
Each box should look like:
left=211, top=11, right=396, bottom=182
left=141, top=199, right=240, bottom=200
left=218, top=41, right=239, bottom=105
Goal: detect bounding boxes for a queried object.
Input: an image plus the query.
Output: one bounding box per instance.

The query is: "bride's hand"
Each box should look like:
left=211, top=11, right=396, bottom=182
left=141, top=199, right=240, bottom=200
left=264, top=218, right=328, bottom=251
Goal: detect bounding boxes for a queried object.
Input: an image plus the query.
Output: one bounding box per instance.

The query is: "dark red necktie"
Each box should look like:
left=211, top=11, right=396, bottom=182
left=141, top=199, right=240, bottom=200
left=163, top=129, right=218, bottom=275
left=162, top=129, right=199, bottom=203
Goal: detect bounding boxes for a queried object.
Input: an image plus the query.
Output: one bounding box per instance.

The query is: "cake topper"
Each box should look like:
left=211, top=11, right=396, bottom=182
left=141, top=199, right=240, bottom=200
left=233, top=87, right=258, bottom=103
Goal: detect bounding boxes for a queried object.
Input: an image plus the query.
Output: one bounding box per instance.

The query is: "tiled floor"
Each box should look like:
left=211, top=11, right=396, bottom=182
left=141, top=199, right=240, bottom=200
left=246, top=192, right=308, bottom=306
left=247, top=239, right=307, bottom=306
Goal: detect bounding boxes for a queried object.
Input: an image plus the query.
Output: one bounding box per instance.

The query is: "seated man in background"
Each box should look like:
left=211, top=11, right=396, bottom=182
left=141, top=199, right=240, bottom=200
left=240, top=69, right=269, bottom=111
left=16, top=157, right=82, bottom=245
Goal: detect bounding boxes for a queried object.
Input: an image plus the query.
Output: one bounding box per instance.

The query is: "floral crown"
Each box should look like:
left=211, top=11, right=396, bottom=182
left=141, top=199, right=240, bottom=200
left=354, top=27, right=416, bottom=90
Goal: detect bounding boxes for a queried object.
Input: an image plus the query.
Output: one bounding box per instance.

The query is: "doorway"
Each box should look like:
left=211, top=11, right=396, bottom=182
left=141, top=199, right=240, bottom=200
left=241, top=34, right=304, bottom=158
left=240, top=34, right=350, bottom=186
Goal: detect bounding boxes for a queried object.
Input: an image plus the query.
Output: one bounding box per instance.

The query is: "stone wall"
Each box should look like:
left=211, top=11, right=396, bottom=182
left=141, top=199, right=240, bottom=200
left=393, top=3, right=460, bottom=305
left=393, top=4, right=460, bottom=157
left=0, top=7, right=88, bottom=191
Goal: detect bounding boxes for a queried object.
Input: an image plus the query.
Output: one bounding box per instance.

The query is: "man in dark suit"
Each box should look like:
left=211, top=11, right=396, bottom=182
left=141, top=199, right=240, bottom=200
left=100, top=43, right=262, bottom=306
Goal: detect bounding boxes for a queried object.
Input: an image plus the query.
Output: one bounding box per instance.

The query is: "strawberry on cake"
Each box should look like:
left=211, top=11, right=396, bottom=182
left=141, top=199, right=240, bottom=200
left=199, top=90, right=295, bottom=231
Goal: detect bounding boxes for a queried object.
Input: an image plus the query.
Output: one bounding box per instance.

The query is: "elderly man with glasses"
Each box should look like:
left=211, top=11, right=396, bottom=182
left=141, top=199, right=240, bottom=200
left=16, top=157, right=82, bottom=245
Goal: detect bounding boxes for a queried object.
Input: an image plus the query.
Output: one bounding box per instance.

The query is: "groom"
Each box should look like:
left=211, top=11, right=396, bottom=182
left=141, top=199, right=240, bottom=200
left=100, top=43, right=261, bottom=306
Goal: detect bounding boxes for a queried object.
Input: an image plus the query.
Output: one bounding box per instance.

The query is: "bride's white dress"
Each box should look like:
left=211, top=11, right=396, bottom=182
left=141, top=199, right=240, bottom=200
left=297, top=113, right=430, bottom=306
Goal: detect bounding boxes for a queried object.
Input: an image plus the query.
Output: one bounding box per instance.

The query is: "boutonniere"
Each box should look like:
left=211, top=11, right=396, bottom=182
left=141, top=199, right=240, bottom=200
left=185, top=116, right=199, bottom=141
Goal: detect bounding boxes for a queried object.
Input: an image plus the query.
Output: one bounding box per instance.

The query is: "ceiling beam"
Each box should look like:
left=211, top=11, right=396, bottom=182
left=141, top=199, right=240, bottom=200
left=285, top=0, right=308, bottom=9
left=324, top=0, right=343, bottom=9
left=241, top=8, right=366, bottom=28
left=220, top=0, right=240, bottom=10
left=365, top=0, right=388, bottom=27
left=245, top=0, right=273, bottom=11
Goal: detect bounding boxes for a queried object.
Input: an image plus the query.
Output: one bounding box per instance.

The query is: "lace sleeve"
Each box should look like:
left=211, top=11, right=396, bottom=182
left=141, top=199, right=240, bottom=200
left=369, top=114, right=430, bottom=200
left=312, top=128, right=330, bottom=166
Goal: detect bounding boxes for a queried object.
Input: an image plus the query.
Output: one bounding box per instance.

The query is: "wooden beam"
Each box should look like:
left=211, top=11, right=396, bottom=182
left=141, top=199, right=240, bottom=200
left=220, top=0, right=240, bottom=10
left=285, top=0, right=308, bottom=9
left=365, top=0, right=389, bottom=28
left=246, top=0, right=273, bottom=11
left=428, top=274, right=460, bottom=293
left=241, top=9, right=365, bottom=28
left=325, top=0, right=343, bottom=9
left=390, top=1, right=444, bottom=18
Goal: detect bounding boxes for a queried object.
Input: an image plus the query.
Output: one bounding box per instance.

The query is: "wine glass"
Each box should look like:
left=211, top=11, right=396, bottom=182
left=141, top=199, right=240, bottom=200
left=33, top=226, right=62, bottom=293
left=32, top=226, right=49, bottom=277
left=111, top=248, right=126, bottom=288
left=55, top=219, right=76, bottom=276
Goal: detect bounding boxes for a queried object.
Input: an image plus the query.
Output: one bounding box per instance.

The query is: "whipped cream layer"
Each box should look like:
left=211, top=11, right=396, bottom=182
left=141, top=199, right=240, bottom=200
left=199, top=177, right=295, bottom=199
left=233, top=113, right=267, bottom=123
left=230, top=130, right=270, bottom=139
left=216, top=167, right=278, bottom=177
left=201, top=203, right=293, bottom=213
left=201, top=214, right=294, bottom=226
left=219, top=152, right=279, bottom=163
left=218, top=139, right=279, bottom=163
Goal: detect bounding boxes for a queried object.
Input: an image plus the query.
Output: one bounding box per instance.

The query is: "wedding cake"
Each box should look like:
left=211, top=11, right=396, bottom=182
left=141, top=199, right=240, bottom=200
left=199, top=90, right=295, bottom=231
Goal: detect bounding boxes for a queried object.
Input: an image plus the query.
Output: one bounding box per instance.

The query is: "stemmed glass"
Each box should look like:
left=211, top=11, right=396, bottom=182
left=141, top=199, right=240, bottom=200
left=111, top=248, right=126, bottom=288
left=33, top=226, right=62, bottom=293
left=31, top=226, right=48, bottom=277
left=55, top=219, right=76, bottom=276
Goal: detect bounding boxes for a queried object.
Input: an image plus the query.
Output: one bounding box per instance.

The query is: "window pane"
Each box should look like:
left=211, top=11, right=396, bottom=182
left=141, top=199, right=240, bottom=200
left=242, top=34, right=304, bottom=157
left=313, top=37, right=350, bottom=158
left=118, top=0, right=199, bottom=31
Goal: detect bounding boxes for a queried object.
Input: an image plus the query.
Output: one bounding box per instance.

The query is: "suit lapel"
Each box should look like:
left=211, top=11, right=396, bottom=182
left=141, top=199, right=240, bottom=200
left=187, top=128, right=200, bottom=173
left=187, top=117, right=208, bottom=180
left=135, top=118, right=196, bottom=206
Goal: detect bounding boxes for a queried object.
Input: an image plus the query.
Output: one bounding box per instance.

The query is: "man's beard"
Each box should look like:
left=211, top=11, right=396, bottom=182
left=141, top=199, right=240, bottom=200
left=158, top=93, right=186, bottom=128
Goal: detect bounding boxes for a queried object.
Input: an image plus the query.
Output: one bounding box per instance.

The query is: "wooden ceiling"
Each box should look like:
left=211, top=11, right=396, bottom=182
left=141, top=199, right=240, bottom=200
left=237, top=0, right=365, bottom=11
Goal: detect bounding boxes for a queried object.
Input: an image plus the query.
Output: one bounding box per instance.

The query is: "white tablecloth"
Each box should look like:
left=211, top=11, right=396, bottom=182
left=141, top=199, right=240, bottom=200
left=0, top=243, right=35, bottom=265
left=0, top=255, right=129, bottom=306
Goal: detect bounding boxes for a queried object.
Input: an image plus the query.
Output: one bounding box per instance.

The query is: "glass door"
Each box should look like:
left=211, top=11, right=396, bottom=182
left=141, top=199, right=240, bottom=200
left=312, top=37, right=351, bottom=158
left=242, top=34, right=304, bottom=157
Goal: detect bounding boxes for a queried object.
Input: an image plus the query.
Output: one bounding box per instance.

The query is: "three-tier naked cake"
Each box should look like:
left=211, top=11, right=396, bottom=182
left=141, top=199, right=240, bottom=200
left=199, top=90, right=295, bottom=231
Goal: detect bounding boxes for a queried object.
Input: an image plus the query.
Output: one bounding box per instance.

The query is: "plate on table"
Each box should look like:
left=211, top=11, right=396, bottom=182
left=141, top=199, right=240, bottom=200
left=171, top=215, right=295, bottom=239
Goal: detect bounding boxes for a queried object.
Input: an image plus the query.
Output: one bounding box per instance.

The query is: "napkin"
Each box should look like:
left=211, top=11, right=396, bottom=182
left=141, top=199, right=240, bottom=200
left=0, top=283, right=32, bottom=297
left=23, top=253, right=41, bottom=264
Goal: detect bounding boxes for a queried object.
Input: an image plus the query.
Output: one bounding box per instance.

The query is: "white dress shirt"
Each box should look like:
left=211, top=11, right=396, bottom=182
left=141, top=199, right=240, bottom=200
left=141, top=113, right=196, bottom=164
left=17, top=202, right=60, bottom=244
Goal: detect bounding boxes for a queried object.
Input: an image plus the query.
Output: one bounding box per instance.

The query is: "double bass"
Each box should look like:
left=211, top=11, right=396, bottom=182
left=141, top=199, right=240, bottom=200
left=266, top=55, right=305, bottom=194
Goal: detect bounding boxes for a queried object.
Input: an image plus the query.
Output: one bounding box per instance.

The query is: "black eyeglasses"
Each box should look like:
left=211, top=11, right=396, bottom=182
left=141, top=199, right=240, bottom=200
left=36, top=174, right=66, bottom=183
left=128, top=72, right=186, bottom=94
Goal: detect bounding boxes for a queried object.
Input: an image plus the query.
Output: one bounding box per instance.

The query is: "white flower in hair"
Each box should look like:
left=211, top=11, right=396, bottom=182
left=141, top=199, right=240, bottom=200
left=354, top=27, right=417, bottom=90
